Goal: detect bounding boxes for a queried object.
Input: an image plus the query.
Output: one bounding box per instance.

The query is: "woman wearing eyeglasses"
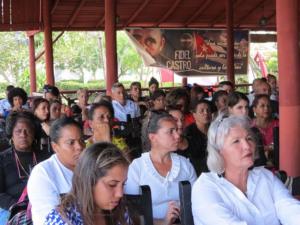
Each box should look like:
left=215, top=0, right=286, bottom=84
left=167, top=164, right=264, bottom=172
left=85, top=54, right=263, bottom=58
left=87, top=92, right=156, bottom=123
left=125, top=111, right=197, bottom=225
left=192, top=115, right=300, bottom=225
left=0, top=111, right=50, bottom=222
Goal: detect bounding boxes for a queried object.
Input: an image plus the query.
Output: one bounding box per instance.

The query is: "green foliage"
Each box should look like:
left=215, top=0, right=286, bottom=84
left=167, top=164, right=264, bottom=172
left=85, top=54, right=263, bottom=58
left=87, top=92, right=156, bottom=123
left=0, top=32, right=28, bottom=85
left=17, top=68, right=46, bottom=93
left=265, top=51, right=278, bottom=74
left=53, top=32, right=102, bottom=81
left=117, top=32, right=143, bottom=77
left=0, top=82, right=8, bottom=98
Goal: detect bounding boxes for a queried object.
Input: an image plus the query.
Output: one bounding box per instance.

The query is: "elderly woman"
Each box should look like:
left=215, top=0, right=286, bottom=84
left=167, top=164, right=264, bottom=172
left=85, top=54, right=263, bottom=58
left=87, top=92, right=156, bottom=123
left=192, top=115, right=300, bottom=225
left=28, top=117, right=85, bottom=225
left=227, top=92, right=267, bottom=166
left=125, top=111, right=197, bottom=225
left=45, top=142, right=134, bottom=225
left=0, top=112, right=50, bottom=222
left=76, top=88, right=89, bottom=123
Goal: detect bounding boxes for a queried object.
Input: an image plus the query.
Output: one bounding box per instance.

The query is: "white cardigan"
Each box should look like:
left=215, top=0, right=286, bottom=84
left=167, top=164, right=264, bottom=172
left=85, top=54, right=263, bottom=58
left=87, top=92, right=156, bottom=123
left=125, top=152, right=197, bottom=219
left=27, top=154, right=73, bottom=225
left=192, top=167, right=300, bottom=225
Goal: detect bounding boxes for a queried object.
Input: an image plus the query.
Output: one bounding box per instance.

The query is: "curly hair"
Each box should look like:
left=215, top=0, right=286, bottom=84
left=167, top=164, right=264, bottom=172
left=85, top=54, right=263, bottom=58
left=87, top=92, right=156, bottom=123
left=7, top=87, right=28, bottom=107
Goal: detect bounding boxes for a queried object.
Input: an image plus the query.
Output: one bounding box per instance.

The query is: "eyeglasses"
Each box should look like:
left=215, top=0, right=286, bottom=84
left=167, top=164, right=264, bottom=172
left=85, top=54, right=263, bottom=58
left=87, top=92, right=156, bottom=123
left=214, top=113, right=229, bottom=144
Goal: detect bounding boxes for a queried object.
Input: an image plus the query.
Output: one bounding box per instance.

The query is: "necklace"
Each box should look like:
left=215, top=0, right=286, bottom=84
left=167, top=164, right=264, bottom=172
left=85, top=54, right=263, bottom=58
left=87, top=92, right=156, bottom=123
left=14, top=150, right=37, bottom=179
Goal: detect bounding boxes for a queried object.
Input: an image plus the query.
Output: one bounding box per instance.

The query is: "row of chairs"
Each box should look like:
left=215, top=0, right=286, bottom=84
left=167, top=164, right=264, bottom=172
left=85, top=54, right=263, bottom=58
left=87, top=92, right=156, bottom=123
left=131, top=177, right=300, bottom=225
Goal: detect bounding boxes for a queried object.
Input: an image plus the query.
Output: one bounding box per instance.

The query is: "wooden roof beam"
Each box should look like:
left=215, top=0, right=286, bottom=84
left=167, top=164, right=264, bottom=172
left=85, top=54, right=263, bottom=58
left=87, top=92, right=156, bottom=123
left=236, top=0, right=267, bottom=27
left=210, top=0, right=243, bottom=27
left=67, top=0, right=86, bottom=28
left=51, top=0, right=60, bottom=15
left=184, top=0, right=213, bottom=26
left=96, top=16, right=105, bottom=28
left=155, top=0, right=182, bottom=27
left=124, top=0, right=152, bottom=27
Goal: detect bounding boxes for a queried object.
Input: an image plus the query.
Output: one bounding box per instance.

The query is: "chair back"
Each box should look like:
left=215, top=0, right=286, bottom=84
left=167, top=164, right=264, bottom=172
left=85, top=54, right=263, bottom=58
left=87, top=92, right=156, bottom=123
left=179, top=181, right=194, bottom=225
left=273, top=127, right=279, bottom=170
left=292, top=176, right=300, bottom=196
left=124, top=185, right=153, bottom=225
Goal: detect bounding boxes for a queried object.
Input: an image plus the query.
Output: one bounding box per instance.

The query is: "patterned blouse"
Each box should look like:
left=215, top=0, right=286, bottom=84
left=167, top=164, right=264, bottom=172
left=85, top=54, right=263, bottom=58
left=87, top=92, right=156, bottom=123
left=45, top=205, right=133, bottom=225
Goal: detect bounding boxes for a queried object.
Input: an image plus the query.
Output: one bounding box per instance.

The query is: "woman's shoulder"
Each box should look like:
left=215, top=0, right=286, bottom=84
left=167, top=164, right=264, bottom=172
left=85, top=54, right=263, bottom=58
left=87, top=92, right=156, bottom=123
left=0, top=147, right=13, bottom=158
left=46, top=205, right=83, bottom=225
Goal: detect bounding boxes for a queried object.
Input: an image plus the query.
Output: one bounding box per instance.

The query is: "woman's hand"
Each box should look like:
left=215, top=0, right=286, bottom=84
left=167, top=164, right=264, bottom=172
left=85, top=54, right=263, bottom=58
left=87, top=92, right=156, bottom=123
left=93, top=122, right=111, bottom=142
left=164, top=201, right=180, bottom=225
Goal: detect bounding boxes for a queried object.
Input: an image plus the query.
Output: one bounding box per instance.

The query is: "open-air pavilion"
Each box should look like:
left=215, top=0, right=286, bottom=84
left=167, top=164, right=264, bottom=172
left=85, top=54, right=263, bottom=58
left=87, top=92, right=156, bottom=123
left=0, top=0, right=299, bottom=176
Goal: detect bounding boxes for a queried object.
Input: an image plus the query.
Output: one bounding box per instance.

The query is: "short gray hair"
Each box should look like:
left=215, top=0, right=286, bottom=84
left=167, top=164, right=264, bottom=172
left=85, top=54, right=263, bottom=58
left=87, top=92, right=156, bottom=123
left=111, top=82, right=124, bottom=92
left=207, top=114, right=253, bottom=174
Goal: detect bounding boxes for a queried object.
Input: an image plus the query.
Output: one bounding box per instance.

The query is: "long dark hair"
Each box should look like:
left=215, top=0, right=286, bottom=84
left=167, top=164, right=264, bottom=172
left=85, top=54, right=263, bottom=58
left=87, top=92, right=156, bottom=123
left=58, top=142, right=133, bottom=225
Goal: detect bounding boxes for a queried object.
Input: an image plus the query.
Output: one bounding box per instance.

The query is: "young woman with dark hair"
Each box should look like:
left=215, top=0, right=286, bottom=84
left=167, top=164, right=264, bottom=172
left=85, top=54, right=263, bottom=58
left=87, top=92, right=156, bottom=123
left=45, top=142, right=135, bottom=225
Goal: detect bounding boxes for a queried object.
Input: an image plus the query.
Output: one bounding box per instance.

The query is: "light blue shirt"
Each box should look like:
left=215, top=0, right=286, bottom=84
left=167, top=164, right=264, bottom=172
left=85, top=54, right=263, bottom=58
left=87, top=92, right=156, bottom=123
left=112, top=99, right=140, bottom=122
left=0, top=99, right=11, bottom=115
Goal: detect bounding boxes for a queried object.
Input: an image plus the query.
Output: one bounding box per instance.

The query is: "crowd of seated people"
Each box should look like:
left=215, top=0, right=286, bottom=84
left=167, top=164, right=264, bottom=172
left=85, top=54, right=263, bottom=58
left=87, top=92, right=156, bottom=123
left=1, top=74, right=299, bottom=225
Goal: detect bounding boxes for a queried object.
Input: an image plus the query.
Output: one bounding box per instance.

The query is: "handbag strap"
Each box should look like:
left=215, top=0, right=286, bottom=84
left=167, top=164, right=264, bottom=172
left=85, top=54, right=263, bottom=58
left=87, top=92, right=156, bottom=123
left=18, top=186, right=28, bottom=203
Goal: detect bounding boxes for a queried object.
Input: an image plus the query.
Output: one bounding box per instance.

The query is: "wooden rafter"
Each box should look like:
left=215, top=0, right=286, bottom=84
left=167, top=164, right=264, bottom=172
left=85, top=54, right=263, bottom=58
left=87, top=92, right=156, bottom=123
left=124, top=0, right=152, bottom=27
left=184, top=0, right=214, bottom=26
left=96, top=16, right=105, bottom=28
left=210, top=0, right=243, bottom=26
left=51, top=0, right=60, bottom=15
left=35, top=31, right=65, bottom=61
left=67, top=0, right=86, bottom=28
left=236, top=0, right=267, bottom=26
left=155, top=0, right=182, bottom=27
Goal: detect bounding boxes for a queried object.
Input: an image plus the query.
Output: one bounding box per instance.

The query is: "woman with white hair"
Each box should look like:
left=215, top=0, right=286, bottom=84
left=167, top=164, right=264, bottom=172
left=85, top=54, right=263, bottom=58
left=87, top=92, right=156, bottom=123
left=192, top=114, right=300, bottom=225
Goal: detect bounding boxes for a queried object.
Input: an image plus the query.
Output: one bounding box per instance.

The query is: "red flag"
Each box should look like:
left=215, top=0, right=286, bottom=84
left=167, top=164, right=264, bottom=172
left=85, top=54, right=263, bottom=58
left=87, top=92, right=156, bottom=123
left=194, top=33, right=214, bottom=57
left=160, top=68, right=174, bottom=83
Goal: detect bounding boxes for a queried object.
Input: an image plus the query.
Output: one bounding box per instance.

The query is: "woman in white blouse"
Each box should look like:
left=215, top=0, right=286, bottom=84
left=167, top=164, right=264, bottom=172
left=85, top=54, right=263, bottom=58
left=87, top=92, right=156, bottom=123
left=192, top=114, right=300, bottom=225
left=125, top=111, right=197, bottom=225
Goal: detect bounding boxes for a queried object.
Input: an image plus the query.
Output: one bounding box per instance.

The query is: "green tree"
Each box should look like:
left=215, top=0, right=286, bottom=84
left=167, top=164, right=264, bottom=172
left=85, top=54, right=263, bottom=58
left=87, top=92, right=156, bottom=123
left=53, top=32, right=102, bottom=82
left=265, top=51, right=278, bottom=74
left=117, top=31, right=143, bottom=78
left=0, top=32, right=28, bottom=84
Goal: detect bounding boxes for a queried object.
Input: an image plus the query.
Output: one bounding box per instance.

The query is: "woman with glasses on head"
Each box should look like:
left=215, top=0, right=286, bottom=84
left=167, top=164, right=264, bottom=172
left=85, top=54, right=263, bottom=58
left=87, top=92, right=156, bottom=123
left=0, top=111, right=50, bottom=222
left=227, top=92, right=267, bottom=167
left=125, top=111, right=197, bottom=225
left=28, top=117, right=85, bottom=225
left=45, top=142, right=136, bottom=225
left=192, top=114, right=300, bottom=225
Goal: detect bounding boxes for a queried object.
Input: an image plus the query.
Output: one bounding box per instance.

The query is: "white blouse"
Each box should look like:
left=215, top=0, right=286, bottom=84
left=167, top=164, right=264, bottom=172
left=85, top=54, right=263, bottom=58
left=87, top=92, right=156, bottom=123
left=28, top=154, right=73, bottom=225
left=125, top=152, right=197, bottom=219
left=192, top=167, right=300, bottom=225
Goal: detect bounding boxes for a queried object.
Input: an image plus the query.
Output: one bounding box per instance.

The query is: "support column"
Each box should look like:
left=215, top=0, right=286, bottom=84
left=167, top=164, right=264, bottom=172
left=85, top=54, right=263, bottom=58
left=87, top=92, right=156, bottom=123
left=43, top=0, right=55, bottom=85
left=28, top=35, right=37, bottom=94
left=276, top=0, right=300, bottom=176
left=105, top=0, right=118, bottom=95
left=226, top=0, right=235, bottom=87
